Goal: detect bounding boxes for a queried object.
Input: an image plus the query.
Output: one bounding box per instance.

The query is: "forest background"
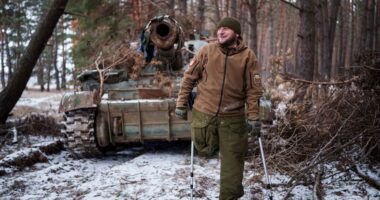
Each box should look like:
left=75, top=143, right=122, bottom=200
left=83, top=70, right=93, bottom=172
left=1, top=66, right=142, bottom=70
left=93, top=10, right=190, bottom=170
left=1, top=0, right=379, bottom=90
left=0, top=0, right=379, bottom=198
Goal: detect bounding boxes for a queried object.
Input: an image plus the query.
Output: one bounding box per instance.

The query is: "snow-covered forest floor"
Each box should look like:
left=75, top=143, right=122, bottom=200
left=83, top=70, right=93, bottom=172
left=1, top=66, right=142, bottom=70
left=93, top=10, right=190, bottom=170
left=0, top=90, right=379, bottom=200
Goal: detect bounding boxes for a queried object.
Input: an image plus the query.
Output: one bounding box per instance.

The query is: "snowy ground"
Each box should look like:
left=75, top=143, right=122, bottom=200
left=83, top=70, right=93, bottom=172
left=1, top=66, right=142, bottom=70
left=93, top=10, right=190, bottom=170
left=0, top=90, right=379, bottom=200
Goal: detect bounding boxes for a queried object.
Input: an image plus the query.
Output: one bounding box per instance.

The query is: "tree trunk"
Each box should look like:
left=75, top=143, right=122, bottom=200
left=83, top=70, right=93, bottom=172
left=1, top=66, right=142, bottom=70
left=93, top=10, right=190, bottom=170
left=37, top=58, right=45, bottom=92
left=1, top=29, right=5, bottom=88
left=61, top=56, right=66, bottom=90
left=319, top=0, right=340, bottom=81
left=278, top=1, right=286, bottom=56
left=15, top=2, right=22, bottom=76
left=214, top=0, right=221, bottom=23
left=258, top=3, right=268, bottom=68
left=60, top=18, right=66, bottom=90
left=376, top=0, right=380, bottom=50
left=296, top=0, right=316, bottom=81
left=190, top=0, right=194, bottom=16
left=342, top=0, right=349, bottom=76
left=247, top=0, right=258, bottom=54
left=230, top=0, right=237, bottom=17
left=359, top=0, right=370, bottom=52
left=53, top=30, right=60, bottom=90
left=132, top=0, right=141, bottom=37
left=179, top=0, right=187, bottom=15
left=349, top=0, right=357, bottom=65
left=238, top=1, right=244, bottom=34
left=197, top=0, right=205, bottom=34
left=333, top=1, right=345, bottom=79
left=47, top=48, right=51, bottom=92
left=269, top=1, right=275, bottom=55
left=344, top=0, right=352, bottom=74
left=147, top=0, right=153, bottom=20
left=0, top=0, right=68, bottom=124
left=4, top=28, right=12, bottom=81
left=315, top=1, right=323, bottom=79
left=366, top=0, right=375, bottom=51
left=168, top=0, right=175, bottom=16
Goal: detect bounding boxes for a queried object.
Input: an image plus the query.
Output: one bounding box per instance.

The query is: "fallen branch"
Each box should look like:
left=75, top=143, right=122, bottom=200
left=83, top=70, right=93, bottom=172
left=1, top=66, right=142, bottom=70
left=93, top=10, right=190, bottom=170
left=287, top=132, right=363, bottom=185
left=363, top=65, right=380, bottom=71
left=285, top=76, right=359, bottom=85
left=263, top=58, right=379, bottom=198
left=0, top=140, right=63, bottom=176
left=283, top=181, right=298, bottom=200
left=352, top=164, right=380, bottom=190
left=310, top=108, right=357, bottom=165
left=0, top=148, right=47, bottom=170
left=313, top=166, right=324, bottom=200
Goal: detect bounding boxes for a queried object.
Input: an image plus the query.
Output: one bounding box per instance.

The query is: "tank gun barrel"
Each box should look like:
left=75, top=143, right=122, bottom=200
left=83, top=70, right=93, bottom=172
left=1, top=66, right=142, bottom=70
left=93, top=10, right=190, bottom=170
left=150, top=17, right=181, bottom=50
left=141, top=15, right=184, bottom=71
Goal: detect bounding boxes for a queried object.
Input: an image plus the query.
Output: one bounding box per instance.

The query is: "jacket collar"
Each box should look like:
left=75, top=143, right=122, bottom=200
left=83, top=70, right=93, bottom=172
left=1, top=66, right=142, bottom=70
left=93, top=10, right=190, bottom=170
left=218, top=38, right=247, bottom=55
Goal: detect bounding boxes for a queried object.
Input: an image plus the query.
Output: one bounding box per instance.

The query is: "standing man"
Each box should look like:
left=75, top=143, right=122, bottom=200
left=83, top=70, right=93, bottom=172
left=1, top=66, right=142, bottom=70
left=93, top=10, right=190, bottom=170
left=175, top=17, right=263, bottom=200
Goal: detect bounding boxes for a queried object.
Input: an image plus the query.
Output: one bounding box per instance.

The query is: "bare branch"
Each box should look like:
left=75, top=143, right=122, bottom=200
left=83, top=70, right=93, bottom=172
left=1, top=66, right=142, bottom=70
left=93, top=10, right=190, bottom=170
left=310, top=108, right=357, bottom=165
left=283, top=75, right=359, bottom=85
left=95, top=52, right=104, bottom=103
left=279, top=0, right=301, bottom=10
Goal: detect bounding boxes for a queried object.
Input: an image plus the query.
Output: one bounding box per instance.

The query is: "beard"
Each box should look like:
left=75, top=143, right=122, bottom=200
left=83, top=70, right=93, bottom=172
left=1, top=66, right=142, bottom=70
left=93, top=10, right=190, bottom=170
left=219, top=35, right=237, bottom=48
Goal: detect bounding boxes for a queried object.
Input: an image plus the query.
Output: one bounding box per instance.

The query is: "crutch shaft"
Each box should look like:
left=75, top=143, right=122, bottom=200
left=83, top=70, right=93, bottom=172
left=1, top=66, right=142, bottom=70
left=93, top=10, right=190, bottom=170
left=190, top=141, right=194, bottom=199
left=258, top=137, right=271, bottom=187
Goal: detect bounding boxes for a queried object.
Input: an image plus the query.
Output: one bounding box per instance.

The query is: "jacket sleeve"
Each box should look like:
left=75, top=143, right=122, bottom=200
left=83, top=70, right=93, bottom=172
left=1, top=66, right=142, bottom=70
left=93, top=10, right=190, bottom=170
left=176, top=46, right=207, bottom=108
left=245, top=51, right=263, bottom=120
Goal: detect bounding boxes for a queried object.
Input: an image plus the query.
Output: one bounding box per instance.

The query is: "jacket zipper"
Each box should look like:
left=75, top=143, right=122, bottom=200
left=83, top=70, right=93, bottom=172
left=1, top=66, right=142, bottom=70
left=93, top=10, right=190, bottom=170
left=215, top=50, right=229, bottom=116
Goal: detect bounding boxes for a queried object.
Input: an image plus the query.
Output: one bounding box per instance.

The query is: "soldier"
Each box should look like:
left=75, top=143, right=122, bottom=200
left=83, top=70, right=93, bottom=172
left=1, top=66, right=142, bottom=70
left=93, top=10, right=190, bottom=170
left=175, top=17, right=263, bottom=200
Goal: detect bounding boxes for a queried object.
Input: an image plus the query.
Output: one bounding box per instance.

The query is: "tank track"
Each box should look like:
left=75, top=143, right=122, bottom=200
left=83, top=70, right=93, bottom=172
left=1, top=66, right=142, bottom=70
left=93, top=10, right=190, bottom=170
left=61, top=108, right=102, bottom=157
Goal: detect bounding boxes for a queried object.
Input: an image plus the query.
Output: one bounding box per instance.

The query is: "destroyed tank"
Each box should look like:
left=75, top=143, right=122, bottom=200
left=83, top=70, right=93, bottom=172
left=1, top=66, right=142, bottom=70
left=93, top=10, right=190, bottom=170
left=59, top=16, right=193, bottom=156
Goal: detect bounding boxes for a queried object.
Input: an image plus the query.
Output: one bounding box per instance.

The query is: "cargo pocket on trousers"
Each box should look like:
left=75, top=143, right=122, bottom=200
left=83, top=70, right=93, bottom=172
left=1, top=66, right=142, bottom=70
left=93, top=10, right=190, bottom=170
left=227, top=121, right=248, bottom=154
left=191, top=119, right=218, bottom=157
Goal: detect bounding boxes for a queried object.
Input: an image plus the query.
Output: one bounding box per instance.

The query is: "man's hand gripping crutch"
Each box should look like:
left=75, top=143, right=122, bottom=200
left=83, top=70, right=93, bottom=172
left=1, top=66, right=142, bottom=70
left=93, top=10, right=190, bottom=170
left=248, top=119, right=273, bottom=200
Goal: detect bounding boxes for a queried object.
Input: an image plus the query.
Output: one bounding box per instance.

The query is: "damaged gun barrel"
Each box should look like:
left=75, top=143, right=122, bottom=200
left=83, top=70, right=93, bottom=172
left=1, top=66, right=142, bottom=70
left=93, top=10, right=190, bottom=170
left=150, top=17, right=180, bottom=50
left=142, top=15, right=184, bottom=71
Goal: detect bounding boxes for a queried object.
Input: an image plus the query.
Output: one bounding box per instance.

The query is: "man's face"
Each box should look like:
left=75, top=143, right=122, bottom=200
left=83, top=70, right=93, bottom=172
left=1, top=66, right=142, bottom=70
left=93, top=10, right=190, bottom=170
left=217, top=27, right=238, bottom=46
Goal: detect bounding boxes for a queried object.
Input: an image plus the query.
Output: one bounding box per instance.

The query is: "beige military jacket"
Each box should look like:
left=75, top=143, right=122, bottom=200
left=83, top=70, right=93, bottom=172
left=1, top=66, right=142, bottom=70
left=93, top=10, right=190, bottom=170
left=176, top=40, right=263, bottom=120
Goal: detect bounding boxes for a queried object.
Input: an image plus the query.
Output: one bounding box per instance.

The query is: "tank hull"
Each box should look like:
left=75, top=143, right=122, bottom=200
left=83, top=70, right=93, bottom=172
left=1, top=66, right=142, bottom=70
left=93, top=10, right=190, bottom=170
left=97, top=97, right=191, bottom=146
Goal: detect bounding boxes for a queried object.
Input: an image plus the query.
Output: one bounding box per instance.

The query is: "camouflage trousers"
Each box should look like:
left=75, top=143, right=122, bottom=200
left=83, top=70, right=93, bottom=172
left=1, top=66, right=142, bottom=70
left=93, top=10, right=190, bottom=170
left=191, top=109, right=248, bottom=200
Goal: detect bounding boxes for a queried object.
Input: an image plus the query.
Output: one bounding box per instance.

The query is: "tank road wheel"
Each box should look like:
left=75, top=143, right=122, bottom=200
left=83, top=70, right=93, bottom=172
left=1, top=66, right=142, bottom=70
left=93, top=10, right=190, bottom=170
left=61, top=108, right=102, bottom=157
